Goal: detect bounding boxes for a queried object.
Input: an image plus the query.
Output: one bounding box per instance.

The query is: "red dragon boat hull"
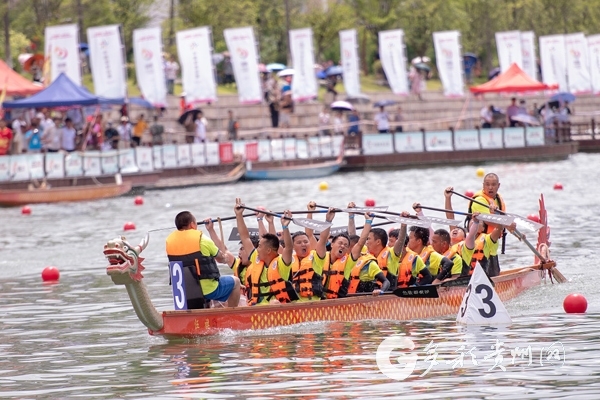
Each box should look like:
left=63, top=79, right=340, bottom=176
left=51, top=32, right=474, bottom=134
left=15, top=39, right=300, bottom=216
left=152, top=266, right=545, bottom=339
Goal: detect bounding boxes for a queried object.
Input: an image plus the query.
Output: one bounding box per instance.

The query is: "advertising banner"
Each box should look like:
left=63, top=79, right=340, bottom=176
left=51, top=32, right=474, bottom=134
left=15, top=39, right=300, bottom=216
left=133, top=27, right=167, bottom=106
left=362, top=134, right=394, bottom=155
left=394, top=132, right=424, bottom=153
left=45, top=152, right=65, bottom=179
left=454, top=129, right=480, bottom=150
left=177, top=27, right=217, bottom=104
left=520, top=31, right=537, bottom=79
left=539, top=35, right=567, bottom=91
left=339, top=29, right=361, bottom=97
left=379, top=29, right=409, bottom=95
left=425, top=130, right=453, bottom=151
left=479, top=128, right=503, bottom=149
left=290, top=28, right=318, bottom=101
left=87, top=25, right=126, bottom=99
left=588, top=34, right=600, bottom=95
left=495, top=31, right=523, bottom=72
left=433, top=31, right=464, bottom=97
left=565, top=33, right=592, bottom=94
left=45, top=24, right=81, bottom=84
left=224, top=27, right=262, bottom=104
left=503, top=127, right=525, bottom=148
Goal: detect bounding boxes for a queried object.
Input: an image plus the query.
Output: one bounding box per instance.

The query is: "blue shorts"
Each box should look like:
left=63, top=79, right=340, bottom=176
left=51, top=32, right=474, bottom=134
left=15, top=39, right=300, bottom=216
left=204, top=276, right=235, bottom=302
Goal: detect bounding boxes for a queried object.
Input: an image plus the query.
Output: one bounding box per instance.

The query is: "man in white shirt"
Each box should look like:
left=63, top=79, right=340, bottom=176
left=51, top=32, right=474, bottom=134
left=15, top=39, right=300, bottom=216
left=480, top=105, right=493, bottom=128
left=61, top=118, right=77, bottom=152
left=374, top=106, right=390, bottom=133
left=11, top=115, right=26, bottom=154
left=195, top=111, right=206, bottom=143
left=165, top=56, right=179, bottom=95
left=117, top=116, right=132, bottom=148
left=42, top=116, right=62, bottom=152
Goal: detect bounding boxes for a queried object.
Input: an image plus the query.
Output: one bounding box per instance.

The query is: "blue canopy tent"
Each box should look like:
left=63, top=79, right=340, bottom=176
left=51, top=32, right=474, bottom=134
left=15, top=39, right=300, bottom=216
left=2, top=73, right=123, bottom=108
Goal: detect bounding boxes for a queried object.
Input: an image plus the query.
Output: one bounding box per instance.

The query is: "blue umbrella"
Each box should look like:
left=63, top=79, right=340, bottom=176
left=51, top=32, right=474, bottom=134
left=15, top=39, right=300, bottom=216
left=550, top=92, right=576, bottom=103
left=316, top=70, right=327, bottom=79
left=373, top=100, right=397, bottom=108
left=129, top=97, right=154, bottom=108
left=326, top=66, right=344, bottom=76
left=266, top=63, right=286, bottom=72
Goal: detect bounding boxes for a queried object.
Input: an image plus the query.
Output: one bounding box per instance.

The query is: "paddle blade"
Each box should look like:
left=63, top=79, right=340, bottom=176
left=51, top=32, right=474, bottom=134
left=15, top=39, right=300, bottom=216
left=292, top=218, right=332, bottom=233
left=393, top=286, right=439, bottom=298
left=228, top=227, right=260, bottom=241
left=385, top=215, right=431, bottom=228
left=340, top=206, right=389, bottom=213
left=507, top=213, right=544, bottom=232
left=418, top=215, right=463, bottom=226
left=477, top=213, right=515, bottom=226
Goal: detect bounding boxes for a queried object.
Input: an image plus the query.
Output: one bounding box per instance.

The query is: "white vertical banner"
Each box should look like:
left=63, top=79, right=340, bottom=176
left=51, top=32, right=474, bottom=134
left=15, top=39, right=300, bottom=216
left=45, top=24, right=81, bottom=84
left=539, top=35, right=567, bottom=91
left=520, top=31, right=537, bottom=79
left=339, top=29, right=361, bottom=97
left=289, top=28, right=318, bottom=102
left=378, top=29, right=409, bottom=95
left=224, top=27, right=262, bottom=104
left=495, top=31, right=523, bottom=72
left=133, top=27, right=167, bottom=106
left=433, top=31, right=464, bottom=97
left=588, top=35, right=600, bottom=95
left=565, top=33, right=592, bottom=94
left=87, top=25, right=126, bottom=99
left=177, top=27, right=217, bottom=104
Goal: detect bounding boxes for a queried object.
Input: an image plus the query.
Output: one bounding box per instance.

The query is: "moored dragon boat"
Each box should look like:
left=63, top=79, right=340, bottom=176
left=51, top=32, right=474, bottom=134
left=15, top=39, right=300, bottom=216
left=103, top=195, right=561, bottom=339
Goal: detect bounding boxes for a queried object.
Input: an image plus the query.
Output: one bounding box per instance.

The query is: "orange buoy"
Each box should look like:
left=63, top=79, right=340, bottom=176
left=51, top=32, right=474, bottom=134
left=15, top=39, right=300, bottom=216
left=21, top=206, right=32, bottom=215
left=464, top=190, right=474, bottom=198
left=527, top=214, right=541, bottom=223
left=41, top=266, right=60, bottom=282
left=563, top=293, right=587, bottom=314
left=134, top=196, right=144, bottom=205
left=365, top=199, right=376, bottom=207
left=554, top=183, right=563, bottom=190
left=123, top=222, right=136, bottom=231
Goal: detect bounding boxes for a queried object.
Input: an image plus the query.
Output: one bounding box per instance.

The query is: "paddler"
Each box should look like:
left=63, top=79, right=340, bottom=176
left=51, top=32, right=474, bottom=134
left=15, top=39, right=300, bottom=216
left=392, top=219, right=433, bottom=287
left=346, top=215, right=391, bottom=295
left=204, top=218, right=258, bottom=291
left=235, top=198, right=299, bottom=305
left=430, top=228, right=469, bottom=284
left=166, top=211, right=241, bottom=308
left=406, top=225, right=455, bottom=281
left=462, top=210, right=504, bottom=277
left=361, top=224, right=406, bottom=290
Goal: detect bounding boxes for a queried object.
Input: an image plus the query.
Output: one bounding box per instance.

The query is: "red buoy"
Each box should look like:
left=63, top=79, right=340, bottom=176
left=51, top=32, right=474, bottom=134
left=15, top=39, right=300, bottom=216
left=564, top=293, right=587, bottom=314
left=365, top=199, right=376, bottom=207
left=464, top=190, right=474, bottom=198
left=21, top=206, right=32, bottom=215
left=554, top=183, right=563, bottom=190
left=123, top=222, right=136, bottom=231
left=527, top=214, right=541, bottom=223
left=41, top=266, right=60, bottom=282
left=134, top=196, right=144, bottom=205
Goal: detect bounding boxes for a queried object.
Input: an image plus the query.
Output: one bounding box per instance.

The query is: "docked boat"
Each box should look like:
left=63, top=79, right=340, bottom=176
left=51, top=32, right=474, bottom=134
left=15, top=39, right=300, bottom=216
left=244, top=153, right=343, bottom=180
left=0, top=181, right=132, bottom=206
left=103, top=194, right=560, bottom=339
left=150, top=162, right=245, bottom=190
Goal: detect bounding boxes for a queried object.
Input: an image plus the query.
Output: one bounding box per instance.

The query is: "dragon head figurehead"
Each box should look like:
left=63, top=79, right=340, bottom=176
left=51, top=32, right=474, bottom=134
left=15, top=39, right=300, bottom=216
left=104, top=234, right=149, bottom=282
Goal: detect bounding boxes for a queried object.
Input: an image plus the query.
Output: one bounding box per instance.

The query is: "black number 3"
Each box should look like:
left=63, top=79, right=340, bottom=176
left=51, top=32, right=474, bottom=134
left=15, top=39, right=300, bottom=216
left=476, top=284, right=497, bottom=318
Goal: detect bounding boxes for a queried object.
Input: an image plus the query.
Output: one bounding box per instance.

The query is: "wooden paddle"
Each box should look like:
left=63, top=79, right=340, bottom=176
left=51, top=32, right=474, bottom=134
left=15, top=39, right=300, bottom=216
left=241, top=206, right=332, bottom=232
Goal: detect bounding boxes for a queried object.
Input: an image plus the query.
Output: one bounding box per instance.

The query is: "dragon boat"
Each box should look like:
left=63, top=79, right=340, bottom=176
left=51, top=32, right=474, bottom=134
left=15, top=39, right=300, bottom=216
left=103, top=195, right=561, bottom=339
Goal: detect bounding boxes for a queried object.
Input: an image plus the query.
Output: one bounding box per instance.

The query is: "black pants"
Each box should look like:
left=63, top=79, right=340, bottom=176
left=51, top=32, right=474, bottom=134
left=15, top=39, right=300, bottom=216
left=269, top=104, right=279, bottom=128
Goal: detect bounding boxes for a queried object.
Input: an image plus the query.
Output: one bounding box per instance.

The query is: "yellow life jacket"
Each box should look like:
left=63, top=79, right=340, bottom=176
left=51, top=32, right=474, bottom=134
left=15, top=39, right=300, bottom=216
left=468, top=190, right=507, bottom=234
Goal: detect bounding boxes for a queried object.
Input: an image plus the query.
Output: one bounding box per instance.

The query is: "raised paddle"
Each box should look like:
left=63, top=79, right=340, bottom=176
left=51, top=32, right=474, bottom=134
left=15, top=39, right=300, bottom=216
left=241, top=206, right=332, bottom=232
left=147, top=213, right=256, bottom=234
left=314, top=204, right=390, bottom=213
left=450, top=190, right=544, bottom=232
left=416, top=205, right=515, bottom=226
left=377, top=210, right=462, bottom=227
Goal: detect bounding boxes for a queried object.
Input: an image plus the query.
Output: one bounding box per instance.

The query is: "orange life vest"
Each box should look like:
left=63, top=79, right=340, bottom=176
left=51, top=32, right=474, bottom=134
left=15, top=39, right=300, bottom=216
left=294, top=251, right=327, bottom=298
left=468, top=190, right=506, bottom=234
left=322, top=253, right=349, bottom=299
left=347, top=254, right=381, bottom=294
left=419, top=245, right=434, bottom=265
left=246, top=257, right=298, bottom=305
left=376, top=248, right=398, bottom=289
left=397, top=249, right=419, bottom=288
left=291, top=254, right=301, bottom=276
left=445, top=242, right=470, bottom=276
left=469, top=233, right=488, bottom=274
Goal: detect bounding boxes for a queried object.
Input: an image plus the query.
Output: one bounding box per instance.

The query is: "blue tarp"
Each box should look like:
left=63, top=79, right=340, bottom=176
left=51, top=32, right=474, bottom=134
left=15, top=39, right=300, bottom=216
left=3, top=73, right=123, bottom=109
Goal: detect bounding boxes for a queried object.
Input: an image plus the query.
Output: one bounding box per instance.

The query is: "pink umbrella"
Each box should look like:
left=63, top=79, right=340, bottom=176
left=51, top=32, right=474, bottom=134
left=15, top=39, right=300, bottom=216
left=258, top=63, right=267, bottom=73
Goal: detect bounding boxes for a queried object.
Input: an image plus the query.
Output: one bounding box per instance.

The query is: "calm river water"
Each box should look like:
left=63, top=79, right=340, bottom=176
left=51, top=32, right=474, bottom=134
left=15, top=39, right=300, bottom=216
left=1, top=153, right=600, bottom=398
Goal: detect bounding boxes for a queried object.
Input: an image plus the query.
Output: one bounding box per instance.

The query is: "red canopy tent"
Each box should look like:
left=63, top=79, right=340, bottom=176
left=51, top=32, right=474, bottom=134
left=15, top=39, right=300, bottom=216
left=0, top=59, right=44, bottom=96
left=470, top=63, right=558, bottom=94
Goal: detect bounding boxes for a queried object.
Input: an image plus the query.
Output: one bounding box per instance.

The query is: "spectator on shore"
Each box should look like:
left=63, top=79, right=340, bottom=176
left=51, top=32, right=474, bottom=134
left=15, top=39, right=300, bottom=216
left=0, top=119, right=13, bottom=156
left=374, top=106, right=390, bottom=134
left=195, top=111, right=207, bottom=143
left=280, top=80, right=293, bottom=129
left=61, top=118, right=77, bottom=152
left=409, top=66, right=423, bottom=101
left=394, top=106, right=404, bottom=133
left=223, top=55, right=234, bottom=86
left=150, top=116, right=165, bottom=146
left=318, top=106, right=331, bottom=135
left=348, top=109, right=360, bottom=136
left=25, top=123, right=42, bottom=153
left=132, top=114, right=147, bottom=147
left=117, top=116, right=132, bottom=148
left=506, top=97, right=519, bottom=127
left=324, top=76, right=338, bottom=106
left=333, top=111, right=343, bottom=134
left=267, top=80, right=280, bottom=128
left=41, top=115, right=62, bottom=152
left=104, top=122, right=120, bottom=150
left=227, top=110, right=238, bottom=141
left=480, top=105, right=493, bottom=128
left=66, top=108, right=84, bottom=131
left=518, top=99, right=527, bottom=115
left=90, top=114, right=105, bottom=150
left=165, top=56, right=179, bottom=95
left=11, top=115, right=26, bottom=154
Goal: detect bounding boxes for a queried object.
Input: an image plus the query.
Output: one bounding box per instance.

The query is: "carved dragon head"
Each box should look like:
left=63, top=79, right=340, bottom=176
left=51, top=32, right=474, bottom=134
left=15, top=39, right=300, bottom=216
left=104, top=234, right=149, bottom=282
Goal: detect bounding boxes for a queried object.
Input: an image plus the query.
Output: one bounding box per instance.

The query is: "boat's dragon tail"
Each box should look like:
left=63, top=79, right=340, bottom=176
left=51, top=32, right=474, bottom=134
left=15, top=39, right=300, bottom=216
left=103, top=234, right=164, bottom=332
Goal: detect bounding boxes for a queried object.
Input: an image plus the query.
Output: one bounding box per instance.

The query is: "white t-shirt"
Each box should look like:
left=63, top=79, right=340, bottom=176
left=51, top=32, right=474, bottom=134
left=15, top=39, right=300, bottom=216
left=195, top=119, right=206, bottom=142
left=61, top=127, right=77, bottom=151
left=374, top=112, right=389, bottom=131
left=165, top=61, right=179, bottom=80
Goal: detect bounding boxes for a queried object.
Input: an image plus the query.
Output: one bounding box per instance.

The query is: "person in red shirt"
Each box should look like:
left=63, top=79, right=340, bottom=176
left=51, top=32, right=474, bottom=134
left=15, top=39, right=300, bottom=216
left=0, top=119, right=13, bottom=156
